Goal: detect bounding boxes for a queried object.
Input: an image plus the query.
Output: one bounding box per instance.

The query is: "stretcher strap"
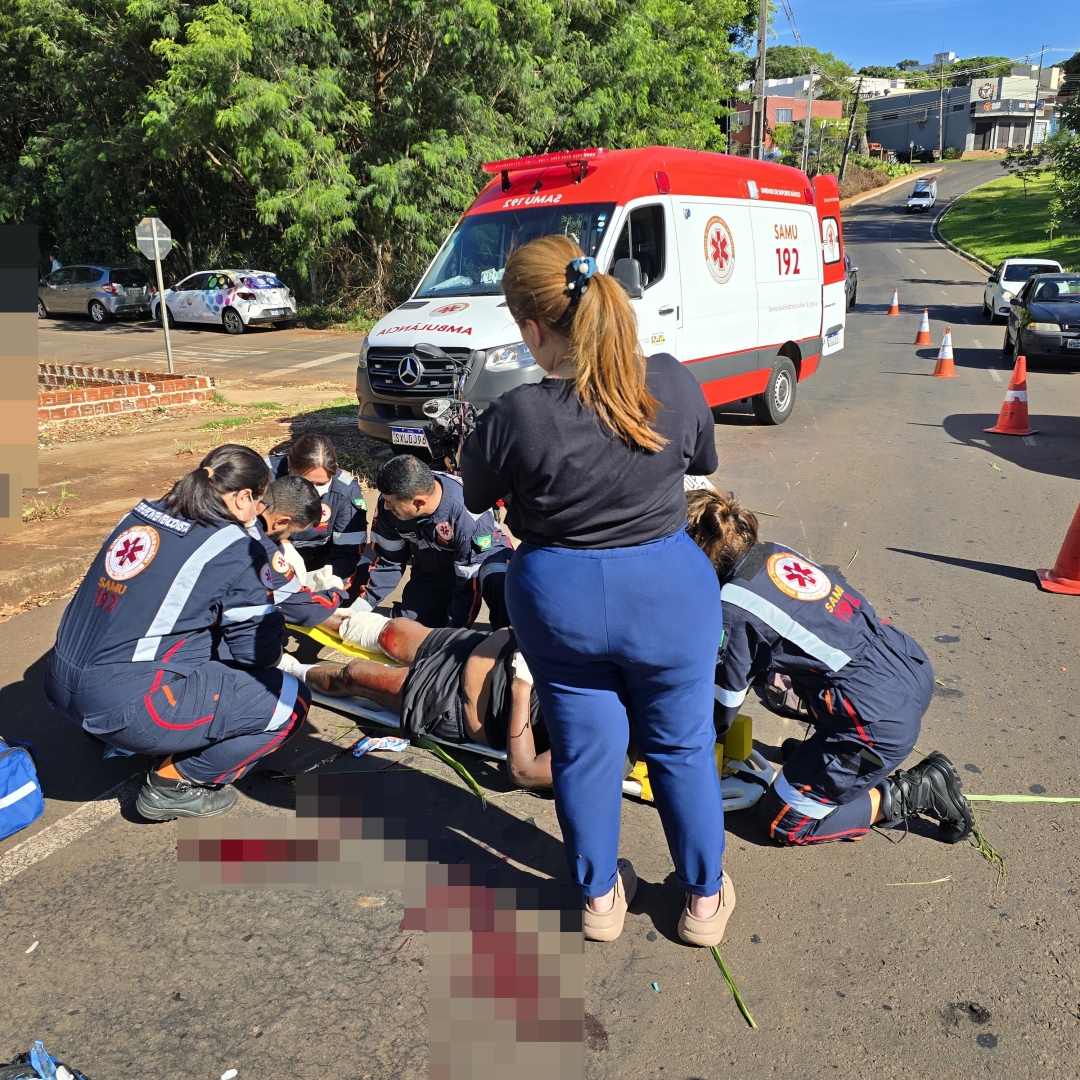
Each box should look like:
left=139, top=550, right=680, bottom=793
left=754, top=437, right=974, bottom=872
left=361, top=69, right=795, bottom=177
left=286, top=623, right=398, bottom=664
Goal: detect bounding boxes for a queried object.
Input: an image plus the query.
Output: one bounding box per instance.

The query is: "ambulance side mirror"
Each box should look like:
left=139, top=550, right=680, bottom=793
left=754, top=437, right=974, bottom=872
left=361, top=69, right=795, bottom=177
left=613, top=258, right=644, bottom=299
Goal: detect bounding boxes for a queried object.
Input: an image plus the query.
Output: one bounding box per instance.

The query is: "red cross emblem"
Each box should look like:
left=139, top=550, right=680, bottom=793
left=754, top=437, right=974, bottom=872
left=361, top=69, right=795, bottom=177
left=115, top=537, right=144, bottom=566
left=711, top=231, right=729, bottom=269
left=783, top=562, right=817, bottom=589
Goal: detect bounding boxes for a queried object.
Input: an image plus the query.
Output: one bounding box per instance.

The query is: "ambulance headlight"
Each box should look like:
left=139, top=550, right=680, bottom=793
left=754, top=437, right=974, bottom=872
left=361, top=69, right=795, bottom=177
left=358, top=335, right=370, bottom=369
left=484, top=341, right=536, bottom=372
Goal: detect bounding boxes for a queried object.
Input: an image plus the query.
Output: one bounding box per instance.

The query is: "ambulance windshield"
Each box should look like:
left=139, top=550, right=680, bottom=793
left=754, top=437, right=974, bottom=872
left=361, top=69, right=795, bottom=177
left=417, top=203, right=615, bottom=298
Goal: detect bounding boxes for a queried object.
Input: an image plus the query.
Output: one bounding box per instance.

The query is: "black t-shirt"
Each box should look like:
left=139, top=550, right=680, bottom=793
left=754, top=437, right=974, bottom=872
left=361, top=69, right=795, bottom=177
left=461, top=352, right=717, bottom=548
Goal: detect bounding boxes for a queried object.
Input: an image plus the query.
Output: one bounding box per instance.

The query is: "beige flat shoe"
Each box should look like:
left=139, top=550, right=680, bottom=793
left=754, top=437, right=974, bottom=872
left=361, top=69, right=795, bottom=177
left=677, top=871, right=735, bottom=947
left=583, top=859, right=638, bottom=942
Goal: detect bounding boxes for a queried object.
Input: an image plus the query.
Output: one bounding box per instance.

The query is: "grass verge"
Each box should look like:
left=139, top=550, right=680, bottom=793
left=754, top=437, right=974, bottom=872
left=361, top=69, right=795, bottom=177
left=938, top=172, right=1080, bottom=270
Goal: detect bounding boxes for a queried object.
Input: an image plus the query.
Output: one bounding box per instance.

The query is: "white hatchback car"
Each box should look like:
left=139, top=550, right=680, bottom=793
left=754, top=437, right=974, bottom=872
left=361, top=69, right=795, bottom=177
left=151, top=269, right=297, bottom=334
left=984, top=258, right=1063, bottom=323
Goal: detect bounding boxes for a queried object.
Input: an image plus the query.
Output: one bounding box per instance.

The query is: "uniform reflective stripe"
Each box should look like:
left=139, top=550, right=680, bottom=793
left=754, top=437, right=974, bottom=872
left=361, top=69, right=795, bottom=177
left=478, top=560, right=508, bottom=585
left=1005, top=390, right=1027, bottom=402
left=333, top=531, right=367, bottom=545
left=715, top=685, right=748, bottom=708
left=773, top=770, right=836, bottom=819
left=132, top=525, right=246, bottom=662
left=0, top=780, right=38, bottom=810
left=266, top=673, right=299, bottom=731
left=721, top=583, right=852, bottom=671
left=221, top=604, right=277, bottom=624
left=374, top=534, right=407, bottom=552
left=273, top=578, right=302, bottom=600
left=455, top=562, right=480, bottom=579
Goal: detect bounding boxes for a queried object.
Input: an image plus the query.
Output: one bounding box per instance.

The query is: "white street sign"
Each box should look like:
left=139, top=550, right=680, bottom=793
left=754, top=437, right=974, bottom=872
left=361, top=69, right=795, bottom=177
left=135, top=217, right=172, bottom=261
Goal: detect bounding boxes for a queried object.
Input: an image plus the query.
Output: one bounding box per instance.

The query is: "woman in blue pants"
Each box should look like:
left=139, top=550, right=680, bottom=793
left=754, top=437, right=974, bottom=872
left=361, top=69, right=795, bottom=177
left=461, top=236, right=732, bottom=946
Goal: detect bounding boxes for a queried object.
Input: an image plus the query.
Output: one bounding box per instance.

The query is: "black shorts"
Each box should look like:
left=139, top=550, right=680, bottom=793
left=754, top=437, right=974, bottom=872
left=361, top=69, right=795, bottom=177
left=399, top=627, right=486, bottom=742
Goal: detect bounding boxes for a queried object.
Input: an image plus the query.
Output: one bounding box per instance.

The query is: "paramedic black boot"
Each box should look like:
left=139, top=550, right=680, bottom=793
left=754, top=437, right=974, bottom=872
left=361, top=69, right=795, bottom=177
left=135, top=767, right=239, bottom=822
left=878, top=751, right=974, bottom=844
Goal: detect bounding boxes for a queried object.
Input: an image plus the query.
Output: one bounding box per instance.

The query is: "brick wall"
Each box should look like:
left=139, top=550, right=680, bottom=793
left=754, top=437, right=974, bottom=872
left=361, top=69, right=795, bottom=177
left=38, top=364, right=215, bottom=422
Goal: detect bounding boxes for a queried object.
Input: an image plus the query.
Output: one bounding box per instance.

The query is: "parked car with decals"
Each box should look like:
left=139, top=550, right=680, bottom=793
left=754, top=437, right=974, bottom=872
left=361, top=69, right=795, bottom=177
left=983, top=257, right=1063, bottom=323
left=150, top=269, right=296, bottom=334
left=357, top=146, right=846, bottom=446
left=38, top=265, right=153, bottom=323
left=1003, top=274, right=1080, bottom=364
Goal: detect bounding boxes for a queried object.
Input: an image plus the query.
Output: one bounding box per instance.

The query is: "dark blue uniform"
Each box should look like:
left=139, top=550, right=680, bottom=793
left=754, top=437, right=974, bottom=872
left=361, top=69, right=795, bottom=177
left=266, top=455, right=367, bottom=583
left=249, top=521, right=346, bottom=627
left=715, top=543, right=933, bottom=844
left=45, top=499, right=311, bottom=785
left=355, top=473, right=513, bottom=628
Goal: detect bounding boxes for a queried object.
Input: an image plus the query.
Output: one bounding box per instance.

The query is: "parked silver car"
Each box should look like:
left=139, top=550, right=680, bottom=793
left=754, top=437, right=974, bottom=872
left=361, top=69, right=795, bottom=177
left=38, top=265, right=153, bottom=323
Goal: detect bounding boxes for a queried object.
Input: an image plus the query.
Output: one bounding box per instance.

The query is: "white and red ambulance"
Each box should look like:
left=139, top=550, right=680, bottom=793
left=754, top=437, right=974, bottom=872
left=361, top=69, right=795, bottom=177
left=357, top=146, right=846, bottom=444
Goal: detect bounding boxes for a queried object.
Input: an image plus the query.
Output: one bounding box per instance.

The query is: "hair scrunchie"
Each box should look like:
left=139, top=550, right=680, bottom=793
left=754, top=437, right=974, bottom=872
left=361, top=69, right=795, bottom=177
left=564, top=257, right=597, bottom=303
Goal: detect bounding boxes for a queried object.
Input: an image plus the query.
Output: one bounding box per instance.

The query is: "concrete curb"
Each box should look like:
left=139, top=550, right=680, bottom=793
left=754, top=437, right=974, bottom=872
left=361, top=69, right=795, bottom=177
left=933, top=197, right=996, bottom=275
left=0, top=553, right=92, bottom=609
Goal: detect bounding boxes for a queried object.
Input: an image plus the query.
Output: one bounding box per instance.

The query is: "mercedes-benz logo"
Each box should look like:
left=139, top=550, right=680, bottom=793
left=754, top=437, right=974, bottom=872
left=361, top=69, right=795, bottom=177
left=398, top=354, right=423, bottom=386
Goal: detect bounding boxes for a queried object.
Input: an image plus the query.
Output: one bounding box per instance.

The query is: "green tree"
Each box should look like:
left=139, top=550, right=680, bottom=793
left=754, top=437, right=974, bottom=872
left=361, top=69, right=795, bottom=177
left=1046, top=95, right=1080, bottom=226
left=764, top=44, right=853, bottom=83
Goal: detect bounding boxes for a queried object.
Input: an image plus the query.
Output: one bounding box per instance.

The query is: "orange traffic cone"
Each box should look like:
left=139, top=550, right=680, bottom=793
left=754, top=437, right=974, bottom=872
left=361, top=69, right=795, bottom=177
left=984, top=354, right=1037, bottom=435
left=887, top=288, right=901, bottom=316
left=1036, top=503, right=1080, bottom=595
left=914, top=308, right=932, bottom=345
left=932, top=327, right=958, bottom=377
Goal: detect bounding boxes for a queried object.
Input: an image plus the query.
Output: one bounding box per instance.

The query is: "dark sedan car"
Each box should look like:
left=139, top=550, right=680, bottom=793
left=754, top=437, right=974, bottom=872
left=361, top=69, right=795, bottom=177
left=844, top=253, right=858, bottom=311
left=1004, top=274, right=1080, bottom=364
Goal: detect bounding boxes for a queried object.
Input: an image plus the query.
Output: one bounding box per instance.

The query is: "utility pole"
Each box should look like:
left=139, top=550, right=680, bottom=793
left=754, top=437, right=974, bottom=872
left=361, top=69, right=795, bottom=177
left=801, top=68, right=815, bottom=173
left=815, top=118, right=827, bottom=176
left=753, top=0, right=768, bottom=159
left=839, top=77, right=863, bottom=181
left=1028, top=44, right=1047, bottom=150
left=937, top=57, right=945, bottom=160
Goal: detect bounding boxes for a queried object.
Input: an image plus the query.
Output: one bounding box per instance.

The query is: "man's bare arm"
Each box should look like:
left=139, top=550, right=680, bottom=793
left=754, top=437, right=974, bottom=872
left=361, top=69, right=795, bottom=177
left=505, top=678, right=552, bottom=788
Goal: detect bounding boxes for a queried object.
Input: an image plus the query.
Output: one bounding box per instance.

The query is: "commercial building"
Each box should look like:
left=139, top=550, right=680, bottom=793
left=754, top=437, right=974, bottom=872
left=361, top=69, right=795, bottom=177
left=865, top=65, right=1062, bottom=156
left=729, top=75, right=845, bottom=157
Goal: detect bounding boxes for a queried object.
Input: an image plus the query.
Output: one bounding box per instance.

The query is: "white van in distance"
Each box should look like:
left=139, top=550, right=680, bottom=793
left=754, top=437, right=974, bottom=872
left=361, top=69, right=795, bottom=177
left=356, top=146, right=847, bottom=445
left=907, top=177, right=937, bottom=213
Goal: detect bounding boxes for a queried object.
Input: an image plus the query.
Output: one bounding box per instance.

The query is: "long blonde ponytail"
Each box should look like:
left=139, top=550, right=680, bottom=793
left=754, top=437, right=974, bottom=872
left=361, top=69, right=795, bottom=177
left=501, top=234, right=666, bottom=452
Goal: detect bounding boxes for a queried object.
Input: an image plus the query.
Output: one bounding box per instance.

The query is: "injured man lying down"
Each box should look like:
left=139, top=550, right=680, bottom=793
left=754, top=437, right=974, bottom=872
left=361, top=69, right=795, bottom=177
left=280, top=613, right=552, bottom=789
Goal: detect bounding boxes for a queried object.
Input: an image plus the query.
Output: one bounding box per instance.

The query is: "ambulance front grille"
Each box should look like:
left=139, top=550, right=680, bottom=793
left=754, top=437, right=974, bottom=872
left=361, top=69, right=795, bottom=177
left=366, top=347, right=472, bottom=399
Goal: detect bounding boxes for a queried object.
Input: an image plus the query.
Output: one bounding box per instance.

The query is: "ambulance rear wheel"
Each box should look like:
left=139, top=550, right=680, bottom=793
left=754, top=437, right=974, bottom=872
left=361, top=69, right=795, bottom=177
left=752, top=356, right=797, bottom=425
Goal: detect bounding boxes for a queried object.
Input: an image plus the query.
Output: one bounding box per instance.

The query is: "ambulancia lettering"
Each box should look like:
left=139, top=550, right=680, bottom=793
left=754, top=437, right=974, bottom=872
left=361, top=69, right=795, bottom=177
left=376, top=323, right=473, bottom=336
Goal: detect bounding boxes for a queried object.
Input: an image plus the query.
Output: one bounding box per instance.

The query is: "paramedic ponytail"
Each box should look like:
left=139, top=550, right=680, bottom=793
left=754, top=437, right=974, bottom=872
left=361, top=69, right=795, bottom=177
left=502, top=234, right=666, bottom=453
left=163, top=444, right=270, bottom=526
left=685, top=489, right=759, bottom=580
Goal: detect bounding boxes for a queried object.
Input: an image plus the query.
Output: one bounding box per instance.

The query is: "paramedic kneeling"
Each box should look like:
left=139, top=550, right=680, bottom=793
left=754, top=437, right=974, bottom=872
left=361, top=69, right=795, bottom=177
left=686, top=488, right=973, bottom=846
left=45, top=445, right=311, bottom=822
left=461, top=237, right=729, bottom=948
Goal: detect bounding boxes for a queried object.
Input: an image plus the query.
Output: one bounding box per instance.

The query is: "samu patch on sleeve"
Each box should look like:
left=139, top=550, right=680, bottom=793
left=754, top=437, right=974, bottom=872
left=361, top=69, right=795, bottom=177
left=353, top=497, right=366, bottom=510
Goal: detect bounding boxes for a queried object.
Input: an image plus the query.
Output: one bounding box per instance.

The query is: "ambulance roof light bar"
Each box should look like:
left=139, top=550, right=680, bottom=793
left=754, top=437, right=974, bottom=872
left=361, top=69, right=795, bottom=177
left=482, top=148, right=609, bottom=192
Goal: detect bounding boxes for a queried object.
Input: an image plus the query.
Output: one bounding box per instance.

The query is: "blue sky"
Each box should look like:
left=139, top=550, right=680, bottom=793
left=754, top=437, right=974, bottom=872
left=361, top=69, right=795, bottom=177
left=770, top=0, right=1078, bottom=72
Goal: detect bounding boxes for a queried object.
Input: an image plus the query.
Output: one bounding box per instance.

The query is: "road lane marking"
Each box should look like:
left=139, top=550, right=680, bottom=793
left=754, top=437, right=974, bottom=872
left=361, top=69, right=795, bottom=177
left=896, top=248, right=903, bottom=253
left=1024, top=435, right=1038, bottom=446
left=973, top=339, right=983, bottom=347
left=920, top=269, right=927, bottom=275
left=0, top=775, right=139, bottom=886
left=940, top=290, right=948, bottom=295
left=274, top=352, right=356, bottom=374
left=909, top=258, right=915, bottom=263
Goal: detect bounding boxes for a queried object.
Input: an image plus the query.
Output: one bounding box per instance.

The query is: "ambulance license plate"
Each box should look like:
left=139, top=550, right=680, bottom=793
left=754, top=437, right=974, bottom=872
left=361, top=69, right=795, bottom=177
left=826, top=331, right=840, bottom=347
left=1067, top=339, right=1080, bottom=349
left=391, top=426, right=430, bottom=450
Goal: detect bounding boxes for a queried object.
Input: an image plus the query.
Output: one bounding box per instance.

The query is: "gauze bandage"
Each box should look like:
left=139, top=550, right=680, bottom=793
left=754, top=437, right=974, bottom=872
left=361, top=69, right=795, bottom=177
left=511, top=651, right=533, bottom=686
left=278, top=652, right=314, bottom=681
left=338, top=610, right=390, bottom=653
left=310, top=564, right=346, bottom=592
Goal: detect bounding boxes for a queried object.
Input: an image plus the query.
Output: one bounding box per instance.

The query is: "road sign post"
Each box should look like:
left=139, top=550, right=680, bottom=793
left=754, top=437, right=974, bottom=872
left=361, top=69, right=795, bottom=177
left=135, top=217, right=174, bottom=374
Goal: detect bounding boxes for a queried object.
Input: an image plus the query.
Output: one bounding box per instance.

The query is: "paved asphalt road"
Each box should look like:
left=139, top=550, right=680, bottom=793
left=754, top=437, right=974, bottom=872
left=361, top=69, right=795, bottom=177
left=5, top=160, right=1080, bottom=1079
left=37, top=316, right=365, bottom=387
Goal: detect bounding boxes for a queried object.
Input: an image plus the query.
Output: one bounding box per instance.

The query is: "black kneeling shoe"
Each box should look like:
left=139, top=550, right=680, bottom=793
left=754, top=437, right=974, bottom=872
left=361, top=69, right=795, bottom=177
left=135, top=769, right=239, bottom=822
left=878, top=751, right=974, bottom=844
